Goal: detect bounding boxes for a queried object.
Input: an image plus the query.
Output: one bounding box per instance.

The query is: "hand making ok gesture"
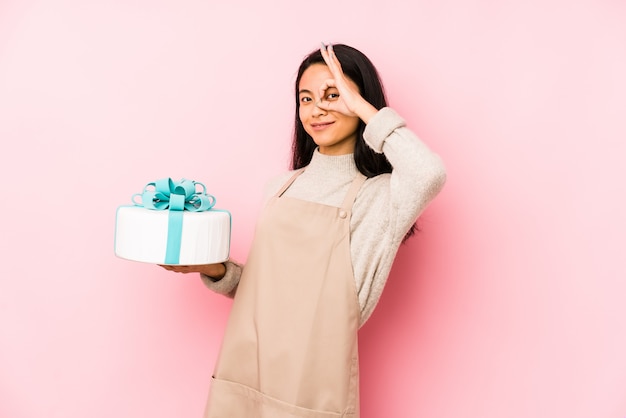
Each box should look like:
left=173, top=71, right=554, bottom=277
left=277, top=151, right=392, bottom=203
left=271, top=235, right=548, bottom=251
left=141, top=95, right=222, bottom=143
left=317, top=43, right=379, bottom=124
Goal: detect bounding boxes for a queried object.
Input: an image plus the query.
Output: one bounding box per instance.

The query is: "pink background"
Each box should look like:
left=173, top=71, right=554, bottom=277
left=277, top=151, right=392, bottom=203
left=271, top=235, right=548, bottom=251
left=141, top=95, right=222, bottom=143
left=1, top=0, right=625, bottom=417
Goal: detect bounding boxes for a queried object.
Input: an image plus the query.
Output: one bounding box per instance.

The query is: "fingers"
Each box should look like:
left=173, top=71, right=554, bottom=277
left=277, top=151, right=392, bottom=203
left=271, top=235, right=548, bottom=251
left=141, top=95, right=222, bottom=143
left=318, top=43, right=343, bottom=108
left=320, top=43, right=343, bottom=77
left=320, top=43, right=335, bottom=68
left=159, top=264, right=193, bottom=273
left=315, top=99, right=330, bottom=112
left=320, top=41, right=329, bottom=63
left=317, top=78, right=336, bottom=103
left=160, top=263, right=226, bottom=278
left=327, top=44, right=343, bottom=72
left=318, top=42, right=359, bottom=116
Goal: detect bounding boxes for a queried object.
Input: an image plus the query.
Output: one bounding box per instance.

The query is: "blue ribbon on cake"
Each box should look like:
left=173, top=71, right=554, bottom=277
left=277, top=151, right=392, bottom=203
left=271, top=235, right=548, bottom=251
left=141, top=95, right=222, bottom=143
left=133, top=178, right=216, bottom=264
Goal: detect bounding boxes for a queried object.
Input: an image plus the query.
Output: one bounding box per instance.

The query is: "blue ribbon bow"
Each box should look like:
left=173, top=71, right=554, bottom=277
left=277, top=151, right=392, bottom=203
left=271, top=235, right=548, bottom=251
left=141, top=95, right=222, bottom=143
left=132, top=178, right=216, bottom=264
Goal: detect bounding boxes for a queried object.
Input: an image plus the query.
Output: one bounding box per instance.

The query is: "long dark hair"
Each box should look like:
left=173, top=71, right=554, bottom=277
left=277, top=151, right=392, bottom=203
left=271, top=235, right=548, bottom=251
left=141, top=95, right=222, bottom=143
left=291, top=44, right=417, bottom=240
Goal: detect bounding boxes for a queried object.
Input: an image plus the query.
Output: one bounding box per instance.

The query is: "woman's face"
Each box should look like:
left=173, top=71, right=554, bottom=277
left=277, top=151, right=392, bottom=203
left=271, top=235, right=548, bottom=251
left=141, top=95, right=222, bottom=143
left=298, top=63, right=360, bottom=156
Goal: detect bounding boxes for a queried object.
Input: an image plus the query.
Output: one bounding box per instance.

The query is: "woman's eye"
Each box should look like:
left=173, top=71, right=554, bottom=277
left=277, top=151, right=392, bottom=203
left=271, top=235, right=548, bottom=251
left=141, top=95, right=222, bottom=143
left=300, top=96, right=312, bottom=103
left=326, top=93, right=339, bottom=101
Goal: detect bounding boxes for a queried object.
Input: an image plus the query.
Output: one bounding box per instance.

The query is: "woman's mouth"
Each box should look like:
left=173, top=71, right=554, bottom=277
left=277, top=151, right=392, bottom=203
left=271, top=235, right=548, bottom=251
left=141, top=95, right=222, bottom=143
left=310, top=121, right=334, bottom=131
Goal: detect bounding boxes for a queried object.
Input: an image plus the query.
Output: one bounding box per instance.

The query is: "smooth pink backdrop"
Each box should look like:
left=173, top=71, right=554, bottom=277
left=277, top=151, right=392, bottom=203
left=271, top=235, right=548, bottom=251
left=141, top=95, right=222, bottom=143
left=1, top=0, right=625, bottom=417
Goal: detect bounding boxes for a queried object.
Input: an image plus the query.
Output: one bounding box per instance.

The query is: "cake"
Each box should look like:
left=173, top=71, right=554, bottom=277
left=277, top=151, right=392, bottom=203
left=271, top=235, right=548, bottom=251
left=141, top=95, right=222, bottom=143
left=114, top=178, right=231, bottom=265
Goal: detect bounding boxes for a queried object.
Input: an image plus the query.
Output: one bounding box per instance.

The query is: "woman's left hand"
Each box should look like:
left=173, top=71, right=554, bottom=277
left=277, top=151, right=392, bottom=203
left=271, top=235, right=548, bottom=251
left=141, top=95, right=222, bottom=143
left=318, top=43, right=378, bottom=123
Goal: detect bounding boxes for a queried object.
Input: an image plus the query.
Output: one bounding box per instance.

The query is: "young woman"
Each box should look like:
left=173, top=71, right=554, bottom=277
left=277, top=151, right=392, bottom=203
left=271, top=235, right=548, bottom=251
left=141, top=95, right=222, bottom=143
left=162, top=43, right=446, bottom=417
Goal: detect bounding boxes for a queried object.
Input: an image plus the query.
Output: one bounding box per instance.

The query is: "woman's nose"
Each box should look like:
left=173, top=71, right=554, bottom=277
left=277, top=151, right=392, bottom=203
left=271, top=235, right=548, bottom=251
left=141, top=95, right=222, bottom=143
left=312, top=100, right=327, bottom=116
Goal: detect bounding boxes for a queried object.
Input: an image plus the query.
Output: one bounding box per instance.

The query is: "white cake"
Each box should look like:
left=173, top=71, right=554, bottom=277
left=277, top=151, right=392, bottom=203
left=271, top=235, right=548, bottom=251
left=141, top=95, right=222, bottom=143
left=115, top=205, right=231, bottom=265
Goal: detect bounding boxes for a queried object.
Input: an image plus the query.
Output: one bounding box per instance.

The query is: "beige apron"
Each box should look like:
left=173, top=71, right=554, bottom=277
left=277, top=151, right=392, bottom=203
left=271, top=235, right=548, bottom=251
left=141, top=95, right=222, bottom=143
left=205, top=169, right=366, bottom=418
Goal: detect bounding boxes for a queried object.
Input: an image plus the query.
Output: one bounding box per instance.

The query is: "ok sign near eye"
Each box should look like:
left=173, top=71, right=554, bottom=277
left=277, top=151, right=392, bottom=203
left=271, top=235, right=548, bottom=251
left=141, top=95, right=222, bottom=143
left=317, top=43, right=378, bottom=123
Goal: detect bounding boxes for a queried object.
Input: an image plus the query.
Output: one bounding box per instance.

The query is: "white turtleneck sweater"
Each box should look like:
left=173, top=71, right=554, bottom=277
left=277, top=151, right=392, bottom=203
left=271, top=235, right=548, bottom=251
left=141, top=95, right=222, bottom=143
left=201, top=107, right=446, bottom=326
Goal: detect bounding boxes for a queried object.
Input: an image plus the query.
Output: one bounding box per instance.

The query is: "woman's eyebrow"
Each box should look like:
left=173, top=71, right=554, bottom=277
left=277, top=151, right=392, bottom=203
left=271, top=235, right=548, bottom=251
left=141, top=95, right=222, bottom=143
left=298, top=89, right=313, bottom=95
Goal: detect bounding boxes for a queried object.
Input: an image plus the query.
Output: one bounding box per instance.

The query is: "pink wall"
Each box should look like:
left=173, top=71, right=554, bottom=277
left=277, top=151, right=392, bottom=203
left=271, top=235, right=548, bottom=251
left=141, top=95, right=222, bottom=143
left=1, top=0, right=625, bottom=417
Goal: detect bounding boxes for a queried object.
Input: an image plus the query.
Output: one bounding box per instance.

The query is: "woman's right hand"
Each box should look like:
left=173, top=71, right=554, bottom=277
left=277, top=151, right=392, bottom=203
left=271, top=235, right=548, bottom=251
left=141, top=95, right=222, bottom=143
left=159, top=263, right=227, bottom=281
left=318, top=43, right=378, bottom=124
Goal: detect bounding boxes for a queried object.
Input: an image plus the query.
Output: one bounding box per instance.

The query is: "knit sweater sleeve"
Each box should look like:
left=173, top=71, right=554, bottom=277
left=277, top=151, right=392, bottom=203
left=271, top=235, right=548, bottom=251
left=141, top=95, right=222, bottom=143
left=199, top=260, right=244, bottom=297
left=366, top=107, right=446, bottom=230
left=353, top=107, right=446, bottom=325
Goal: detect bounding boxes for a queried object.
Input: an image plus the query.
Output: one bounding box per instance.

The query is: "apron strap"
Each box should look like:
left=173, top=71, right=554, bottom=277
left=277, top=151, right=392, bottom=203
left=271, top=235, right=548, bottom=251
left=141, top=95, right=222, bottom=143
left=275, top=168, right=305, bottom=197
left=341, top=172, right=367, bottom=212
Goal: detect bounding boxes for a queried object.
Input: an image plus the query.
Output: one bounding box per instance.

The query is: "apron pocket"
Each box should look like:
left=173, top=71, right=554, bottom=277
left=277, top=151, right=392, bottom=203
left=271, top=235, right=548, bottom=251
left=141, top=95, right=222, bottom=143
left=205, top=377, right=356, bottom=418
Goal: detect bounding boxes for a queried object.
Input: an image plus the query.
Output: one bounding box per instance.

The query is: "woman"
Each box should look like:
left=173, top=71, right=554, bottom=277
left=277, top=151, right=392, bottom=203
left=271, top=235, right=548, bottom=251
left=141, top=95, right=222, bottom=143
left=162, top=43, right=446, bottom=417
